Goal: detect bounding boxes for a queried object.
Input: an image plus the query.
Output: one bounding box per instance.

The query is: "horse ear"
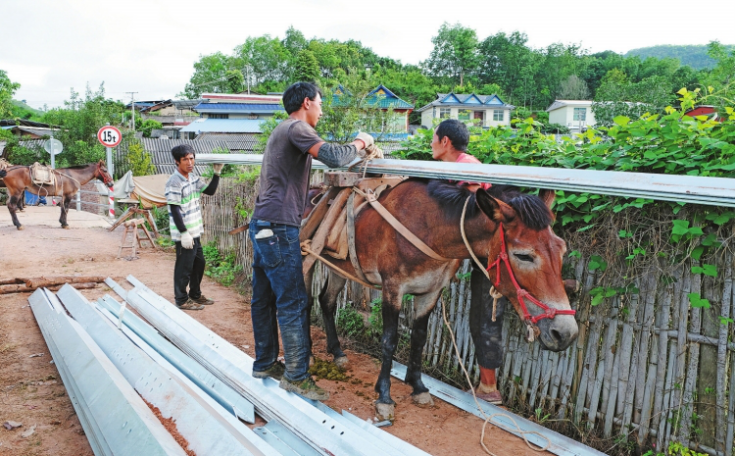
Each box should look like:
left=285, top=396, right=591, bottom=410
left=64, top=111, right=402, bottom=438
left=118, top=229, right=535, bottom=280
left=539, top=189, right=555, bottom=209
left=476, top=188, right=515, bottom=223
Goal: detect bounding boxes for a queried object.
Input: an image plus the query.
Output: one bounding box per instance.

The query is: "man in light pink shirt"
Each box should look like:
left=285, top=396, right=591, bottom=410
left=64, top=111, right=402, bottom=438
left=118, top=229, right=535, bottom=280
left=431, top=119, right=503, bottom=405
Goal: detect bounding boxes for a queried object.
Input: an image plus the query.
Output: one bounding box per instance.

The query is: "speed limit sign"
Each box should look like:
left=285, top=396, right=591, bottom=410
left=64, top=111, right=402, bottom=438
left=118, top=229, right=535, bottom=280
left=97, top=126, right=122, bottom=147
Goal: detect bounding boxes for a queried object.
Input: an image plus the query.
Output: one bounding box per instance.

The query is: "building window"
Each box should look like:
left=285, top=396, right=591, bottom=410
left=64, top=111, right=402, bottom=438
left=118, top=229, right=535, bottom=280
left=458, top=109, right=471, bottom=121
left=208, top=113, right=229, bottom=119
left=573, top=108, right=586, bottom=121
left=493, top=110, right=504, bottom=121
left=439, top=108, right=451, bottom=119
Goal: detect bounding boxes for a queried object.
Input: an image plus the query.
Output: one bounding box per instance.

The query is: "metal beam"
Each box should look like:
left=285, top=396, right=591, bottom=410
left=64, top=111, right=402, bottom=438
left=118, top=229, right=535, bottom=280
left=110, top=276, right=406, bottom=456
left=29, top=289, right=188, bottom=456
left=55, top=285, right=274, bottom=456
left=95, top=293, right=256, bottom=424
left=195, top=154, right=734, bottom=207
left=391, top=361, right=606, bottom=456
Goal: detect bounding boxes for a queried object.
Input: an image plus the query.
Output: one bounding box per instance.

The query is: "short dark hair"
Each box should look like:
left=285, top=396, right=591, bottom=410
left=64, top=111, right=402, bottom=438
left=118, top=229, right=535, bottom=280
left=282, top=82, right=322, bottom=114
left=171, top=144, right=195, bottom=163
left=435, top=119, right=469, bottom=152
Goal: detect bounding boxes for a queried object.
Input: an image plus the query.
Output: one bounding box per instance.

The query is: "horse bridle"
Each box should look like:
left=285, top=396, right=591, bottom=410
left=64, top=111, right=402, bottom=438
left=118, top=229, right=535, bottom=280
left=485, top=222, right=576, bottom=324
left=96, top=163, right=112, bottom=185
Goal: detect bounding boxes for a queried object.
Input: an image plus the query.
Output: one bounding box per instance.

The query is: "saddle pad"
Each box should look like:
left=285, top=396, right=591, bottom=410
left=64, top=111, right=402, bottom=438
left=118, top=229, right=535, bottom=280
left=30, top=162, right=55, bottom=186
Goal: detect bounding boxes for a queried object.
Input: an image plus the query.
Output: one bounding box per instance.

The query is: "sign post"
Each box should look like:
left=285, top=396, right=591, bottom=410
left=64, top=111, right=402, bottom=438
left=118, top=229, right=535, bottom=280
left=97, top=125, right=122, bottom=218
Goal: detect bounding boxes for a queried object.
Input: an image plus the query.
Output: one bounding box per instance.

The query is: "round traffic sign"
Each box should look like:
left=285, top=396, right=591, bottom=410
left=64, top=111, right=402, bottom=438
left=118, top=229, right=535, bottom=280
left=43, top=138, right=64, bottom=155
left=97, top=126, right=122, bottom=147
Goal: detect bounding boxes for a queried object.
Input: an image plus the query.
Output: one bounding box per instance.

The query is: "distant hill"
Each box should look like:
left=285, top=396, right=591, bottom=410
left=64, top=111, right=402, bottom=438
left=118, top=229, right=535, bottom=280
left=625, top=44, right=734, bottom=69
left=10, top=99, right=44, bottom=120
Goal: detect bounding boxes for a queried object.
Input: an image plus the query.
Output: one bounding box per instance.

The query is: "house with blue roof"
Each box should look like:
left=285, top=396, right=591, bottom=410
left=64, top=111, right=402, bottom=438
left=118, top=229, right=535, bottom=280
left=417, top=93, right=515, bottom=129
left=331, top=84, right=414, bottom=134
left=180, top=93, right=285, bottom=138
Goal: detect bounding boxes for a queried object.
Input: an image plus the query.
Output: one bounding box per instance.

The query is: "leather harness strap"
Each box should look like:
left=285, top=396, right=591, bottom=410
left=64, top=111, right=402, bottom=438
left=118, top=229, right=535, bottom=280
left=352, top=186, right=450, bottom=262
left=347, top=190, right=372, bottom=285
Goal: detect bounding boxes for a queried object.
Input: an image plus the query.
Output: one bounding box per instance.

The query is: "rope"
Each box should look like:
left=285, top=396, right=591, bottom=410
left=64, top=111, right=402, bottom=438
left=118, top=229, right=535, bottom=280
left=439, top=294, right=551, bottom=455
left=459, top=196, right=505, bottom=322
left=300, top=240, right=381, bottom=290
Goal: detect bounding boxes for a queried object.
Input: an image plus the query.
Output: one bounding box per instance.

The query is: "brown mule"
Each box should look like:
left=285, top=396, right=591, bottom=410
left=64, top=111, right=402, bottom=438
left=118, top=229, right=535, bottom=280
left=308, top=179, right=579, bottom=421
left=2, top=160, right=113, bottom=230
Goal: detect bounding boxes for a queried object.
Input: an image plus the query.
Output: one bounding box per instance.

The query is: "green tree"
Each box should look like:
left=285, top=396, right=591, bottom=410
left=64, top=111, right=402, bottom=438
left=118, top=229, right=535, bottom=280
left=181, top=52, right=237, bottom=98
left=234, top=35, right=290, bottom=87
left=294, top=49, right=320, bottom=83
left=135, top=118, right=163, bottom=138
left=0, top=69, right=21, bottom=119
left=424, top=22, right=479, bottom=86
left=558, top=74, right=590, bottom=99
left=127, top=142, right=155, bottom=176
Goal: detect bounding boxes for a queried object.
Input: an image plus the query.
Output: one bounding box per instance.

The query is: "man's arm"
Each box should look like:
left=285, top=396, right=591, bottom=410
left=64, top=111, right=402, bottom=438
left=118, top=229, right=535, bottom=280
left=202, top=174, right=220, bottom=196
left=169, top=204, right=187, bottom=233
left=307, top=139, right=367, bottom=168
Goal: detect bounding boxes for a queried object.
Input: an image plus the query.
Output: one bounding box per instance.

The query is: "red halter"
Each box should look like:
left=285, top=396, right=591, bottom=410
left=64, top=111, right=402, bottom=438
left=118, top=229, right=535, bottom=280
left=97, top=162, right=112, bottom=185
left=486, top=223, right=576, bottom=324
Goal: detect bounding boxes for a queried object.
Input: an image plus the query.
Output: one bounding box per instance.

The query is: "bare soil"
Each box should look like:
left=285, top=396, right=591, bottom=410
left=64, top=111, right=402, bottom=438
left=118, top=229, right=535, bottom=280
left=0, top=223, right=548, bottom=456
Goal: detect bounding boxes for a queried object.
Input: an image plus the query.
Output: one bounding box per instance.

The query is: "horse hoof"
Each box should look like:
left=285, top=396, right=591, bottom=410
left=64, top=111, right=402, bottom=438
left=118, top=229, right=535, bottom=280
left=375, top=402, right=395, bottom=422
left=412, top=392, right=435, bottom=407
left=17, top=226, right=24, bottom=231
left=62, top=225, right=70, bottom=230
left=334, top=356, right=349, bottom=369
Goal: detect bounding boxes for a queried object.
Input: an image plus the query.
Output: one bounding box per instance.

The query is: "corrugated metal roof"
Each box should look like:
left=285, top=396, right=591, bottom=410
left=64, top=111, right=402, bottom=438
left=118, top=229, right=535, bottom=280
left=180, top=119, right=265, bottom=133
left=194, top=103, right=285, bottom=113
left=137, top=138, right=231, bottom=175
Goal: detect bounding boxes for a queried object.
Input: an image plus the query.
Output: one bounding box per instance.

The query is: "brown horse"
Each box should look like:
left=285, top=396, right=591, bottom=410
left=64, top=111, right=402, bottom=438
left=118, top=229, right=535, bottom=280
left=2, top=160, right=113, bottom=230
left=309, top=179, right=579, bottom=421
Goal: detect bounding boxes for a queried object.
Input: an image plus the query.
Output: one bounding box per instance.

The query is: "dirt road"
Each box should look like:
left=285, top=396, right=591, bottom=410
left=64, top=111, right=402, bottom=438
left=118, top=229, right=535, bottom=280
left=0, top=219, right=548, bottom=456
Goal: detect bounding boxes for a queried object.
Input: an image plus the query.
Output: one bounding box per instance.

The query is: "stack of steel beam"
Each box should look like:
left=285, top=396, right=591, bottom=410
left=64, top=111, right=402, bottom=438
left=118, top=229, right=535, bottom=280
left=107, top=275, right=431, bottom=456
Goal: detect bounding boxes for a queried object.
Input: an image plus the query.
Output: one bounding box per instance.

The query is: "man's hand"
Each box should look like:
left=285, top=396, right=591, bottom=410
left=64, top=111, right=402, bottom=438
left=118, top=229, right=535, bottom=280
left=180, top=231, right=194, bottom=249
left=355, top=132, right=374, bottom=149
left=212, top=163, right=224, bottom=176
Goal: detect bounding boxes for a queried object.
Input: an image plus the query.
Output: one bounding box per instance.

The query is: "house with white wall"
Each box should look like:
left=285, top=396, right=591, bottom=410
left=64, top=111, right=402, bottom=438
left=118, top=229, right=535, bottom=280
left=417, top=93, right=515, bottom=129
left=546, top=100, right=596, bottom=132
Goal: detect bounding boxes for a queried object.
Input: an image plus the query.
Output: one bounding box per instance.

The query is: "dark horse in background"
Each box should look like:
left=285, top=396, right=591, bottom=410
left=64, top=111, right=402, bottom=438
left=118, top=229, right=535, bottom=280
left=308, top=179, right=579, bottom=421
left=2, top=160, right=113, bottom=230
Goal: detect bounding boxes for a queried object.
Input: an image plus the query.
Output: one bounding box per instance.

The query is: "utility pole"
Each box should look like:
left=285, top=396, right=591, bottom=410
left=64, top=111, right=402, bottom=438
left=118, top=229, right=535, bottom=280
left=126, top=91, right=138, bottom=132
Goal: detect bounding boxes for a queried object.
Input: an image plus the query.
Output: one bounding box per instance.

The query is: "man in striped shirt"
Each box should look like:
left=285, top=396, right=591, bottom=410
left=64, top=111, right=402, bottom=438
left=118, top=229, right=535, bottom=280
left=165, top=144, right=222, bottom=311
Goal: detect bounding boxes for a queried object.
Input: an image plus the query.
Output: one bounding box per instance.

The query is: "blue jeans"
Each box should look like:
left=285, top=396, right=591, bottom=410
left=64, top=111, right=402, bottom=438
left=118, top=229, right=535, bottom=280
left=249, top=218, right=311, bottom=382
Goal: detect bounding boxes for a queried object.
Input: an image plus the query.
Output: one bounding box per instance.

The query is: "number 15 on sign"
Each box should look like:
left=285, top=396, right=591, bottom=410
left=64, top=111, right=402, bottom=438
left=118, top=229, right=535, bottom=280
left=97, top=126, right=122, bottom=147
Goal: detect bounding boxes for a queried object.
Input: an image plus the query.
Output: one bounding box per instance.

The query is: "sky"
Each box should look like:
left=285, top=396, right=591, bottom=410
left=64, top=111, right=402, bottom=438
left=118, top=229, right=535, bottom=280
left=2, top=0, right=734, bottom=110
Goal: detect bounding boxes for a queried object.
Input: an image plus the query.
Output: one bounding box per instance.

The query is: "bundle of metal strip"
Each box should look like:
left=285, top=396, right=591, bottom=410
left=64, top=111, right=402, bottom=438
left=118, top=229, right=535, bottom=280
left=94, top=294, right=256, bottom=424
left=390, top=362, right=607, bottom=456
left=28, top=288, right=188, bottom=456
left=55, top=284, right=276, bottom=456
left=100, top=283, right=431, bottom=456
left=107, top=275, right=425, bottom=456
left=194, top=154, right=734, bottom=207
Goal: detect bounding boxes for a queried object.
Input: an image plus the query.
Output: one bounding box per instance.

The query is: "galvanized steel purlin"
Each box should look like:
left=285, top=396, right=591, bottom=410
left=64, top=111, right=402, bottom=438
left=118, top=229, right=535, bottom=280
left=94, top=294, right=257, bottom=424
left=113, top=276, right=399, bottom=456
left=54, top=284, right=269, bottom=456
left=28, top=289, right=188, bottom=456
left=194, top=154, right=735, bottom=207
left=390, top=362, right=607, bottom=456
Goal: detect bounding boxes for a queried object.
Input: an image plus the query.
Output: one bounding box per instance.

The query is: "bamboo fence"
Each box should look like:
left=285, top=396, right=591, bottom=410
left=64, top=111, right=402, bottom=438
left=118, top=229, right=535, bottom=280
left=201, top=176, right=734, bottom=456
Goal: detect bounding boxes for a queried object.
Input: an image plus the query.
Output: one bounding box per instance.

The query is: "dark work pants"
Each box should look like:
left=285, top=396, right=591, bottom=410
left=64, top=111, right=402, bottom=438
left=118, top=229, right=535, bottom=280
left=174, top=237, right=205, bottom=305
left=249, top=219, right=311, bottom=382
left=470, top=264, right=506, bottom=370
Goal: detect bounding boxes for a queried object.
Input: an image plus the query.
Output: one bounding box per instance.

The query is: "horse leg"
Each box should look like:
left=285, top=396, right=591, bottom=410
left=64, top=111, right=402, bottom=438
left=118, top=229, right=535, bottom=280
left=404, top=293, right=440, bottom=407
left=374, top=291, right=402, bottom=422
left=60, top=195, right=71, bottom=228
left=7, top=191, right=24, bottom=230
left=318, top=270, right=349, bottom=368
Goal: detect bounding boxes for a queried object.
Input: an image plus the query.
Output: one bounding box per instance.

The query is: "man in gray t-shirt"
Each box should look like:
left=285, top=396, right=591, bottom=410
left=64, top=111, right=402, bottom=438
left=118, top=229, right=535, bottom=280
left=249, top=82, right=373, bottom=401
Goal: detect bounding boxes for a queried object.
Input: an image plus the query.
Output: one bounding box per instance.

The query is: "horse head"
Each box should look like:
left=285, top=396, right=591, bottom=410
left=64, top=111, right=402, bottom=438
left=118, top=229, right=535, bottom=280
left=475, top=188, right=578, bottom=351
left=96, top=160, right=114, bottom=188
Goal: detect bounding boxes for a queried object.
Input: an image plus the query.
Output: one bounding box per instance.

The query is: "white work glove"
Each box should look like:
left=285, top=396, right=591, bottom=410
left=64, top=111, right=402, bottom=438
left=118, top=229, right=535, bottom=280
left=212, top=163, right=224, bottom=176
left=355, top=132, right=374, bottom=150
left=180, top=231, right=194, bottom=249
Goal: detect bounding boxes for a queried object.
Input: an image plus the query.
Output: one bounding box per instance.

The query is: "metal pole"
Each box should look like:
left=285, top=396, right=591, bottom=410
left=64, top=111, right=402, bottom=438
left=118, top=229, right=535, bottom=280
left=50, top=130, right=55, bottom=169
left=76, top=189, right=81, bottom=211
